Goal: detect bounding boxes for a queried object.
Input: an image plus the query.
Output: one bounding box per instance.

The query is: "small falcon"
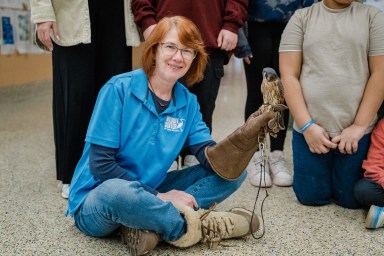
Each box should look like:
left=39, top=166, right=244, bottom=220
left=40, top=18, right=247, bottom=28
left=259, top=67, right=288, bottom=137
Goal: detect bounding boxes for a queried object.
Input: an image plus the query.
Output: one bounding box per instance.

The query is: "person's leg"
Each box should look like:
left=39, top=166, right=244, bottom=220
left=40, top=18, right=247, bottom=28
left=243, top=22, right=271, bottom=121
left=189, top=50, right=225, bottom=133
left=52, top=43, right=96, bottom=184
left=94, top=0, right=132, bottom=88
left=292, top=130, right=333, bottom=206
left=332, top=133, right=370, bottom=209
left=157, top=165, right=247, bottom=209
left=74, top=179, right=185, bottom=241
left=355, top=178, right=384, bottom=208
left=180, top=51, right=225, bottom=163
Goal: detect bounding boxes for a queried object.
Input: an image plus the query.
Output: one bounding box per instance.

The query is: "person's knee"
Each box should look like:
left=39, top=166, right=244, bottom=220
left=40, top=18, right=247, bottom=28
left=233, top=170, right=247, bottom=188
left=293, top=183, right=331, bottom=206
left=295, top=192, right=331, bottom=206
left=354, top=179, right=376, bottom=208
left=220, top=170, right=247, bottom=192
left=334, top=195, right=361, bottom=209
left=239, top=170, right=247, bottom=182
left=95, top=179, right=143, bottom=206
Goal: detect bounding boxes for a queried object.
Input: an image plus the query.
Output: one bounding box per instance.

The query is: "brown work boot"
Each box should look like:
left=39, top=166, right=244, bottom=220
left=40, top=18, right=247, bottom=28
left=199, top=206, right=259, bottom=248
left=121, top=226, right=160, bottom=256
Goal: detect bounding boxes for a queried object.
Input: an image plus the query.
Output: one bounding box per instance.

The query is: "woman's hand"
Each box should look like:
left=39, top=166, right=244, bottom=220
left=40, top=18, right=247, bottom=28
left=157, top=190, right=198, bottom=209
left=331, top=124, right=366, bottom=154
left=303, top=124, right=338, bottom=154
left=36, top=21, right=59, bottom=51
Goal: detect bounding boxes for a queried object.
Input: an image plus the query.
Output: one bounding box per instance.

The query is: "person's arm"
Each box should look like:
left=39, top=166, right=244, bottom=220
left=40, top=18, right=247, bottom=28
left=90, top=143, right=198, bottom=208
left=222, top=0, right=249, bottom=34
left=332, top=55, right=384, bottom=154
left=234, top=26, right=252, bottom=64
left=30, top=0, right=59, bottom=51
left=363, top=119, right=384, bottom=187
left=131, top=0, right=157, bottom=39
left=187, top=140, right=216, bottom=171
left=279, top=51, right=337, bottom=154
left=89, top=143, right=158, bottom=195
left=217, top=0, right=249, bottom=51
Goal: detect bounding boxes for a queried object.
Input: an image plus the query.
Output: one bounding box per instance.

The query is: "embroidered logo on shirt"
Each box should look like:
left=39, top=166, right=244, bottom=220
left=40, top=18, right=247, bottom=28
left=164, top=116, right=185, bottom=132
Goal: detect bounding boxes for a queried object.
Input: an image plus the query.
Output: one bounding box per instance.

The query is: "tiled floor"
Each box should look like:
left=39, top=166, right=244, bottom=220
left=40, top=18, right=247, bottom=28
left=0, top=57, right=382, bottom=255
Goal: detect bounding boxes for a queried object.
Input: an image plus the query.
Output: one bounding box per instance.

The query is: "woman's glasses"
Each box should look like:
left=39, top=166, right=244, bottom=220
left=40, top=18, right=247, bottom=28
left=159, top=42, right=197, bottom=61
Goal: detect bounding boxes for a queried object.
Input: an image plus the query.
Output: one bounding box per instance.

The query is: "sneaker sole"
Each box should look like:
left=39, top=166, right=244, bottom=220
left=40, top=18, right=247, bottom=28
left=272, top=178, right=293, bottom=187
left=61, top=191, right=69, bottom=199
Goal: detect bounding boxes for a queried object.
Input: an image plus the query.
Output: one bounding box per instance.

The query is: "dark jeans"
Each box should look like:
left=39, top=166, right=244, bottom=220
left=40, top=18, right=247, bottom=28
left=243, top=21, right=289, bottom=151
left=354, top=178, right=384, bottom=208
left=292, top=130, right=371, bottom=209
left=52, top=0, right=132, bottom=183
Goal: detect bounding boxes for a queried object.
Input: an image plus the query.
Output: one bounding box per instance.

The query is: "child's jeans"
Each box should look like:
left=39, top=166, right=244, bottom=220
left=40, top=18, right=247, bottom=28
left=292, top=130, right=370, bottom=209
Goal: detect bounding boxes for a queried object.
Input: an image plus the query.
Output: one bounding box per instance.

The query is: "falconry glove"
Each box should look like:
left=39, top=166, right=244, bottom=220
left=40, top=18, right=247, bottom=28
left=205, top=67, right=288, bottom=180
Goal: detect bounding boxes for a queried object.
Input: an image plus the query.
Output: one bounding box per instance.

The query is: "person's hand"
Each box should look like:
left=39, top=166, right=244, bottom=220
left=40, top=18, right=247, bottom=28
left=217, top=29, right=238, bottom=51
left=157, top=190, right=198, bottom=209
left=303, top=124, right=338, bottom=154
left=243, top=55, right=253, bottom=64
left=243, top=110, right=275, bottom=140
left=331, top=124, right=366, bottom=154
left=143, top=24, right=156, bottom=40
left=36, top=21, right=59, bottom=51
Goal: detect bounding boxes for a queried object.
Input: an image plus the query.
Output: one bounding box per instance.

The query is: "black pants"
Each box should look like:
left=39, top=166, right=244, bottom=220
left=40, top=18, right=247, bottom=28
left=243, top=21, right=289, bottom=151
left=178, top=50, right=225, bottom=160
left=188, top=50, right=226, bottom=133
left=52, top=0, right=132, bottom=183
left=354, top=178, right=384, bottom=208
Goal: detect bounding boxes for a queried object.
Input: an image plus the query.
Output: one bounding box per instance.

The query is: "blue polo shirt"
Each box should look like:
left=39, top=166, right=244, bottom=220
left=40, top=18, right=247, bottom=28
left=67, top=69, right=211, bottom=216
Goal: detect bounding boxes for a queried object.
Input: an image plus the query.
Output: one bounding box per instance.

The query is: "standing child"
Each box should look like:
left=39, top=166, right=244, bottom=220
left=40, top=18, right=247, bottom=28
left=355, top=119, right=384, bottom=229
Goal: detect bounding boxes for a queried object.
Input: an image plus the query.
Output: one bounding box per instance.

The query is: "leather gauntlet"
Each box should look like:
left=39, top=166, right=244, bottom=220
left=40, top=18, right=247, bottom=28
left=205, top=110, right=275, bottom=180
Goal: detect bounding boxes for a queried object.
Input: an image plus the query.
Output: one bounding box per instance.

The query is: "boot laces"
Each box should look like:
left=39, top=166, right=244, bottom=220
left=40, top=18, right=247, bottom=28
left=200, top=203, right=235, bottom=248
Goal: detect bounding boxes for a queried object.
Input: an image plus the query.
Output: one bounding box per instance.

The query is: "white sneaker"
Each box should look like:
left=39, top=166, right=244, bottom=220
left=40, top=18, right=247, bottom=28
left=61, top=184, right=69, bottom=199
left=57, top=181, right=63, bottom=192
left=247, top=151, right=272, bottom=187
left=184, top=155, right=199, bottom=167
left=167, top=161, right=179, bottom=172
left=268, top=150, right=293, bottom=187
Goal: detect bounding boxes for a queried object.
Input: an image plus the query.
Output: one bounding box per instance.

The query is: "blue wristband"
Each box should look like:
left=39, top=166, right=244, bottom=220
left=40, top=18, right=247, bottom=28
left=300, top=120, right=314, bottom=133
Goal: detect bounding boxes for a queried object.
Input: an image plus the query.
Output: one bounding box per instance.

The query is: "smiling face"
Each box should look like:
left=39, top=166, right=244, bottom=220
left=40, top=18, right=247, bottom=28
left=153, top=28, right=193, bottom=85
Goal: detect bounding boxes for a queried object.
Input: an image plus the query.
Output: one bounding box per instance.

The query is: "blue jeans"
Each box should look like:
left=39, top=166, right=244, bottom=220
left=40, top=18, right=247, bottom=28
left=292, top=130, right=370, bottom=209
left=74, top=165, right=246, bottom=241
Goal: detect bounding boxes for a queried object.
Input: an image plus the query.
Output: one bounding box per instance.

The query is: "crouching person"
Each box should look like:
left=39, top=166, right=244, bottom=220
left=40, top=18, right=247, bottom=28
left=354, top=118, right=384, bottom=229
left=66, top=16, right=275, bottom=255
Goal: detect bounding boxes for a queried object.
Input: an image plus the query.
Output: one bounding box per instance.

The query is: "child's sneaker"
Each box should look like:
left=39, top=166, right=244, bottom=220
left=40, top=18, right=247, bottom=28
left=365, top=205, right=384, bottom=229
left=268, top=150, right=293, bottom=187
left=247, top=151, right=271, bottom=187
